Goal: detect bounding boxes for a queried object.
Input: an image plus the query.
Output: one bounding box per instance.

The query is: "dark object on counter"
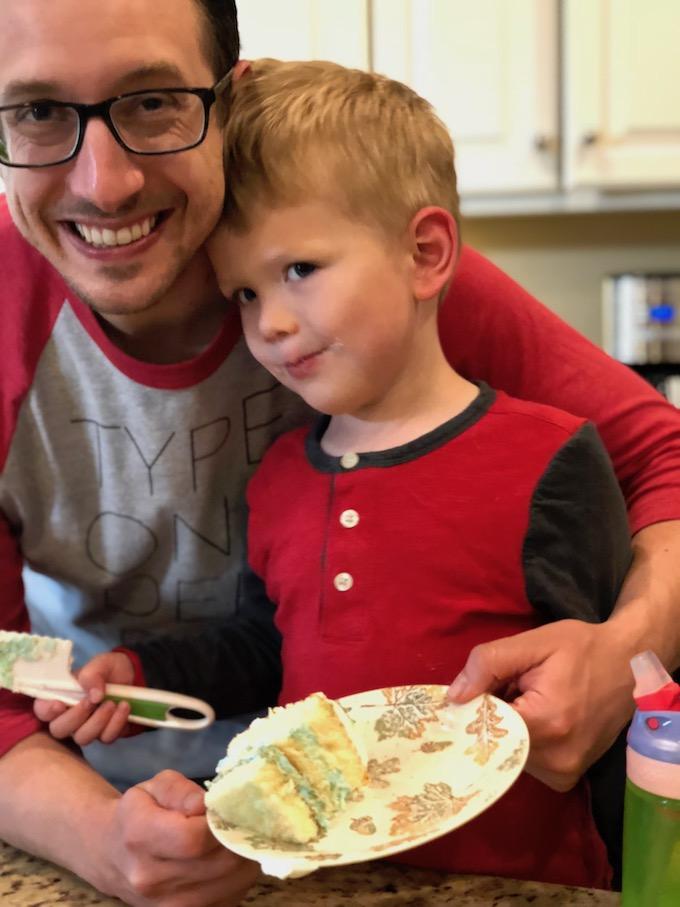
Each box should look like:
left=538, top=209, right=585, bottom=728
left=603, top=272, right=680, bottom=406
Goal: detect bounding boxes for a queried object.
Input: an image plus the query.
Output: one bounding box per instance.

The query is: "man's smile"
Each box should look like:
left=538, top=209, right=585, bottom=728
left=59, top=209, right=173, bottom=254
left=70, top=213, right=160, bottom=247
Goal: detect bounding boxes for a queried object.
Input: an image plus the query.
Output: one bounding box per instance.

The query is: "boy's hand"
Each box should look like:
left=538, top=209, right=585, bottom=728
left=33, top=651, right=137, bottom=746
left=447, top=619, right=633, bottom=792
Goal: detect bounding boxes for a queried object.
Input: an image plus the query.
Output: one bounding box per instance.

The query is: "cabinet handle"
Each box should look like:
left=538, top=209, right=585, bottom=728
left=581, top=131, right=600, bottom=147
left=534, top=135, right=557, bottom=153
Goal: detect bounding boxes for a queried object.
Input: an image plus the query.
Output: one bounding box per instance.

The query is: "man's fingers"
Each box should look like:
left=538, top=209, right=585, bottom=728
left=110, top=774, right=261, bottom=905
left=150, top=855, right=261, bottom=907
left=176, top=858, right=261, bottom=907
left=136, top=770, right=208, bottom=818
left=122, top=845, right=260, bottom=907
left=120, top=782, right=216, bottom=862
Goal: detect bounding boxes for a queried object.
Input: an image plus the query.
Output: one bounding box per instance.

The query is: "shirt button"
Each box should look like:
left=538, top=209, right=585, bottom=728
left=340, top=452, right=360, bottom=469
left=333, top=572, right=354, bottom=592
left=339, top=509, right=360, bottom=528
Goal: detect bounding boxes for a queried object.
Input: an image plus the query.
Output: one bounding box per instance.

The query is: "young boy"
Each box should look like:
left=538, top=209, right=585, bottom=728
left=39, top=60, right=631, bottom=888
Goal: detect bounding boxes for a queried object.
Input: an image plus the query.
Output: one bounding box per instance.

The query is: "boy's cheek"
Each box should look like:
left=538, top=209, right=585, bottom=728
left=240, top=309, right=260, bottom=341
left=204, top=229, right=231, bottom=277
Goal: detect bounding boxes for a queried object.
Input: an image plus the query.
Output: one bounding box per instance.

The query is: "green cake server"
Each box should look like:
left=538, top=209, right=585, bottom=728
left=0, top=630, right=215, bottom=730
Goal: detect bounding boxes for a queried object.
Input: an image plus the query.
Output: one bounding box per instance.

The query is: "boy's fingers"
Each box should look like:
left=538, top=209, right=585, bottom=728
left=47, top=697, right=111, bottom=744
left=42, top=698, right=94, bottom=739
left=99, top=700, right=132, bottom=744
left=447, top=628, right=552, bottom=703
left=87, top=682, right=105, bottom=705
left=76, top=652, right=135, bottom=698
left=33, top=698, right=68, bottom=722
left=72, top=699, right=123, bottom=746
left=77, top=661, right=112, bottom=703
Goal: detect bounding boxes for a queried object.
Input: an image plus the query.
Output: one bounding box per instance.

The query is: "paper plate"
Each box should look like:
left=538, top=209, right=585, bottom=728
left=207, top=685, right=528, bottom=878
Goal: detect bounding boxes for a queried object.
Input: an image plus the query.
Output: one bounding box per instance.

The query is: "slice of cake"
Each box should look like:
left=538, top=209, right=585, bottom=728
left=205, top=691, right=367, bottom=843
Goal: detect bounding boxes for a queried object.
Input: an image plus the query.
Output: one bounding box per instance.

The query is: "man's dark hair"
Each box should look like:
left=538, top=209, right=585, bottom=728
left=195, top=0, right=240, bottom=77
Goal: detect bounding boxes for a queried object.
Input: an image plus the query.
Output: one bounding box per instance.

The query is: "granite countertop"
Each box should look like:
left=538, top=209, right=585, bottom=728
left=1, top=840, right=620, bottom=906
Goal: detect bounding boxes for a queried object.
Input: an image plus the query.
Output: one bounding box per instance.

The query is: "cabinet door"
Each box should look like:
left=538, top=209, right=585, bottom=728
left=236, top=0, right=369, bottom=69
left=371, top=0, right=559, bottom=195
left=564, top=0, right=680, bottom=189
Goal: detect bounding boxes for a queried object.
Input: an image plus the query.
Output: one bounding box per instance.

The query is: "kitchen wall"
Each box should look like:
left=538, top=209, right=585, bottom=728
left=462, top=210, right=680, bottom=347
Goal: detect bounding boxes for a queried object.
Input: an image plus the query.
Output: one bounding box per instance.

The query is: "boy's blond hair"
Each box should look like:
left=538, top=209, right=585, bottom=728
left=222, top=58, right=460, bottom=237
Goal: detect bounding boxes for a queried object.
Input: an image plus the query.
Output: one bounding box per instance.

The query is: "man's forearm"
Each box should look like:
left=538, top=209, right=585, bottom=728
left=0, top=732, right=119, bottom=884
left=607, top=519, right=680, bottom=672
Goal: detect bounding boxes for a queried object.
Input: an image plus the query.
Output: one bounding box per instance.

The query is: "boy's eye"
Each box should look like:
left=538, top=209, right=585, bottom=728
left=234, top=287, right=257, bottom=306
left=286, top=262, right=317, bottom=282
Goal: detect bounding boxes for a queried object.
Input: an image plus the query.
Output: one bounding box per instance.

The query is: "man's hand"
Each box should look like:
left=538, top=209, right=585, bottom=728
left=100, top=770, right=260, bottom=906
left=0, top=735, right=260, bottom=907
left=447, top=619, right=634, bottom=791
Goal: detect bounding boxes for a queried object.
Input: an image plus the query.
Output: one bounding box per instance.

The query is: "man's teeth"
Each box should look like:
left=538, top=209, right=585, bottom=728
left=74, top=216, right=157, bottom=247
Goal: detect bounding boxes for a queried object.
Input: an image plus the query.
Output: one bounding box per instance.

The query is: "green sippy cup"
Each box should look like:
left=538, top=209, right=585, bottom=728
left=622, top=650, right=680, bottom=905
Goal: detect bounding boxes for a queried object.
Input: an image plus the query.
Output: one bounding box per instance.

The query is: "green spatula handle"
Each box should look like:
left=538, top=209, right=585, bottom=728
left=103, top=683, right=215, bottom=729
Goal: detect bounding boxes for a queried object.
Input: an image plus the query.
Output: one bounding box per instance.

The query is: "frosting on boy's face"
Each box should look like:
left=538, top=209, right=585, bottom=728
left=207, top=201, right=421, bottom=419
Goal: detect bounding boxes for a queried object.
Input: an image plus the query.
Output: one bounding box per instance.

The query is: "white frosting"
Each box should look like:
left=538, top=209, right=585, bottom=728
left=332, top=698, right=368, bottom=768
left=218, top=692, right=367, bottom=772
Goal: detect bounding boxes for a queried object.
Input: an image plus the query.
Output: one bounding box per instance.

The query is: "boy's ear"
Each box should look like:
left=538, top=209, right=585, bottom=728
left=232, top=60, right=252, bottom=82
left=408, top=207, right=458, bottom=302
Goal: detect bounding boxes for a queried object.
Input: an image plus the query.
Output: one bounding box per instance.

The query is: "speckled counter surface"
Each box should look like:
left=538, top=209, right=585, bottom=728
left=1, top=841, right=620, bottom=906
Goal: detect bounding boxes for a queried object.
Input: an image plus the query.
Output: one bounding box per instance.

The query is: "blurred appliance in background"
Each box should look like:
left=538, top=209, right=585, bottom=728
left=603, top=273, right=680, bottom=407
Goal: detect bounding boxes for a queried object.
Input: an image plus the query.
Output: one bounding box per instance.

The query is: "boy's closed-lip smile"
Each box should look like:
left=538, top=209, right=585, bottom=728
left=283, top=346, right=330, bottom=379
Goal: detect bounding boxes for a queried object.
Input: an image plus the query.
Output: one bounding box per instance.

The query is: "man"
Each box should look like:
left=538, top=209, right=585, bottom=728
left=0, top=2, right=679, bottom=905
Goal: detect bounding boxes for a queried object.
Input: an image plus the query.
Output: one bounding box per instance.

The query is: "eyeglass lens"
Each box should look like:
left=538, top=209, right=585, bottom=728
left=112, top=91, right=206, bottom=152
left=0, top=90, right=209, bottom=167
left=0, top=103, right=79, bottom=166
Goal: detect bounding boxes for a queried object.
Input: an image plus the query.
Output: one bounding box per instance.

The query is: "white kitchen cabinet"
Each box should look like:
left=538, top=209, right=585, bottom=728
left=371, top=0, right=560, bottom=196
left=563, top=0, right=680, bottom=191
left=236, top=0, right=369, bottom=70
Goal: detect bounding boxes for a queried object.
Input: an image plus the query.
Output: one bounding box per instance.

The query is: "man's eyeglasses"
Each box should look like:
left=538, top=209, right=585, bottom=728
left=0, top=72, right=232, bottom=169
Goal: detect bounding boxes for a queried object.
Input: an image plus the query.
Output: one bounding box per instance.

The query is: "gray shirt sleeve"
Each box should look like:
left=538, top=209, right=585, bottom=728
left=134, top=563, right=282, bottom=718
left=523, top=421, right=633, bottom=623
left=522, top=421, right=633, bottom=887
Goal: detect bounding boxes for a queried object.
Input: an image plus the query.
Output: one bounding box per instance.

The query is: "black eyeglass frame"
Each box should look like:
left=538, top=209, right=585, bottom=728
left=0, top=71, right=232, bottom=169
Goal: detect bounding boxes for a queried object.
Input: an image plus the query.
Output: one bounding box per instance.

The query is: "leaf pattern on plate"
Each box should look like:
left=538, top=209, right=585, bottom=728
left=243, top=833, right=308, bottom=853
left=464, top=694, right=508, bottom=765
left=367, top=756, right=401, bottom=788
left=373, top=685, right=443, bottom=741
left=387, top=782, right=479, bottom=836
left=350, top=816, right=377, bottom=836
left=206, top=687, right=528, bottom=879
left=498, top=742, right=527, bottom=771
left=370, top=833, right=426, bottom=852
left=420, top=740, right=453, bottom=754
left=306, top=851, right=343, bottom=862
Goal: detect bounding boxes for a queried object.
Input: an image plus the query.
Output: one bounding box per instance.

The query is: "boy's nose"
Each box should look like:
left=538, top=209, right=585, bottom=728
left=65, top=118, right=146, bottom=213
left=258, top=296, right=299, bottom=342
